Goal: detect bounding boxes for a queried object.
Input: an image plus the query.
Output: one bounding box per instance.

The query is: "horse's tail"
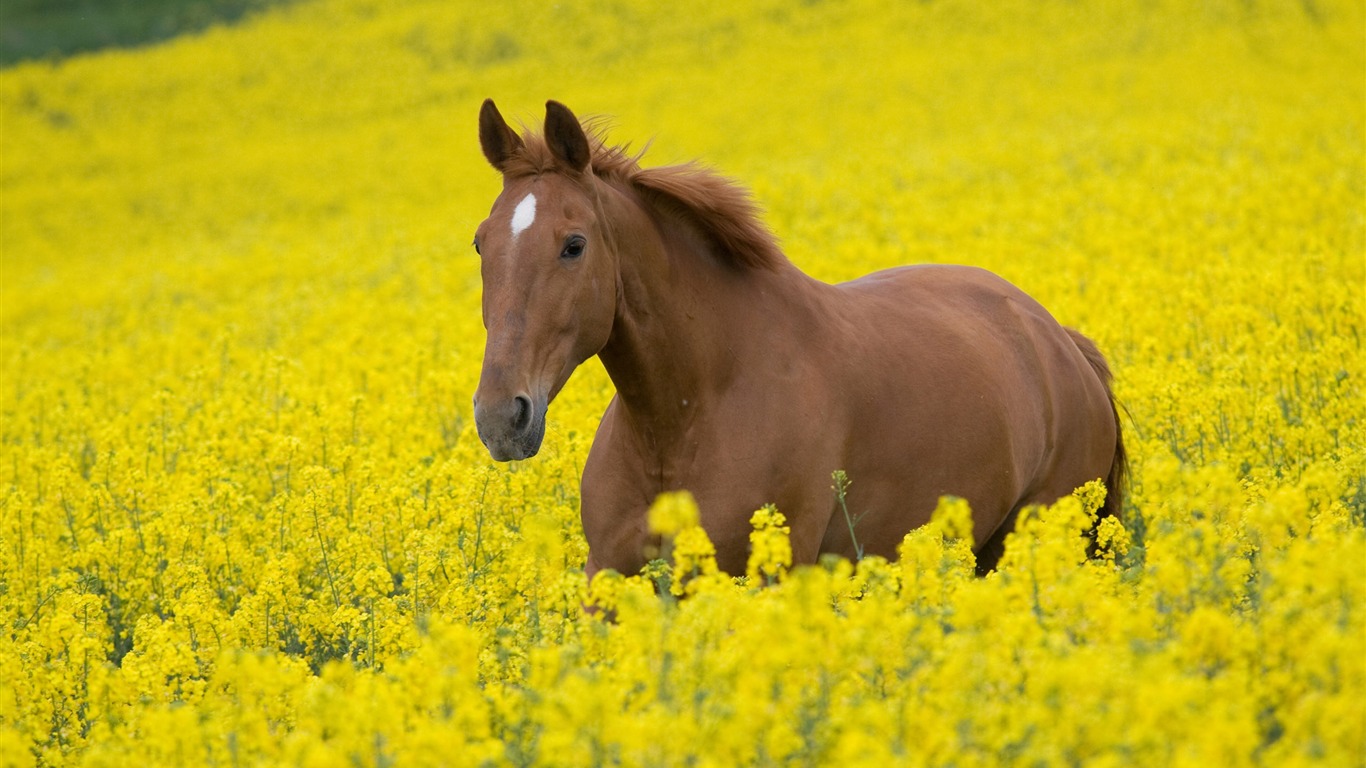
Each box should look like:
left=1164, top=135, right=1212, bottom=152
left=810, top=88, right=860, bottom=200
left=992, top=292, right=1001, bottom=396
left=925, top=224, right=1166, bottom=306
left=1067, top=328, right=1127, bottom=528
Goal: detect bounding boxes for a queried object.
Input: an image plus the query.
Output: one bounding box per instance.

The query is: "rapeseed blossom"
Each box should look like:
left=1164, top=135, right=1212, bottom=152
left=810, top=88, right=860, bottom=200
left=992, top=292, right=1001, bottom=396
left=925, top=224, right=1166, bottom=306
left=1, top=0, right=1363, bottom=765
left=646, top=490, right=700, bottom=538
left=746, top=505, right=792, bottom=584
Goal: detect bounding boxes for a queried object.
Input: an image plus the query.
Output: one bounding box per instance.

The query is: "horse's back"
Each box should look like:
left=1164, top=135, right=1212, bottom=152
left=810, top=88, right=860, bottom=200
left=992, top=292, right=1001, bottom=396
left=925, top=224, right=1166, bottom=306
left=823, top=264, right=1115, bottom=550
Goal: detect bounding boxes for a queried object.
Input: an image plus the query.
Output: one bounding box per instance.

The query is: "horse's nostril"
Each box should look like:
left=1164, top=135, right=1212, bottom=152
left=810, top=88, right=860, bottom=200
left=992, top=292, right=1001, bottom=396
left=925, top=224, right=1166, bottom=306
left=512, top=395, right=532, bottom=433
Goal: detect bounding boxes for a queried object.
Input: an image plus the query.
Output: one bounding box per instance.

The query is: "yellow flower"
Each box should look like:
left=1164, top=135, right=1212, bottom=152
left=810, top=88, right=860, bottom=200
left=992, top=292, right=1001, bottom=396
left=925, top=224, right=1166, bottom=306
left=350, top=563, right=391, bottom=600
left=1094, top=515, right=1132, bottom=562
left=746, top=505, right=793, bottom=584
left=671, top=526, right=720, bottom=597
left=647, top=490, right=700, bottom=537
left=929, top=495, right=975, bottom=542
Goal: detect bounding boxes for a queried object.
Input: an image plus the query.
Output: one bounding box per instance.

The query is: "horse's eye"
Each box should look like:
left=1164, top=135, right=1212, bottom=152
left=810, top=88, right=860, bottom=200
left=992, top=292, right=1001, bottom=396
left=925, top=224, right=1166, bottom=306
left=561, top=236, right=586, bottom=260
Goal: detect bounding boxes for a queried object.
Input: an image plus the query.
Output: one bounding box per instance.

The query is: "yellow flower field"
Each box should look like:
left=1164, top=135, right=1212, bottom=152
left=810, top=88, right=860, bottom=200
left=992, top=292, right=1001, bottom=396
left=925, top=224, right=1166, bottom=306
left=2, top=0, right=1363, bottom=765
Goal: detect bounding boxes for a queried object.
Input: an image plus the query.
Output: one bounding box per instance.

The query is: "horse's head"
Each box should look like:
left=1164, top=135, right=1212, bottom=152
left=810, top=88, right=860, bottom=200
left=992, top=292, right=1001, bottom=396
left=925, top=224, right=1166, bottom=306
left=472, top=100, right=618, bottom=461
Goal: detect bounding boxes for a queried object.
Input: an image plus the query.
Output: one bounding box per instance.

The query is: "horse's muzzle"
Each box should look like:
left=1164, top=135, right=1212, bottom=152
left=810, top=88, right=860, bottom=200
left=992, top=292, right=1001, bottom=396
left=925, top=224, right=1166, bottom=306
left=473, top=393, right=547, bottom=461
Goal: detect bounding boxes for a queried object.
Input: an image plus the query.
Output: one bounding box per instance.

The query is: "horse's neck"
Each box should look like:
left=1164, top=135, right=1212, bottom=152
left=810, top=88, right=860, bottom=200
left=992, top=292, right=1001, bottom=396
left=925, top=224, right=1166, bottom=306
left=596, top=189, right=810, bottom=445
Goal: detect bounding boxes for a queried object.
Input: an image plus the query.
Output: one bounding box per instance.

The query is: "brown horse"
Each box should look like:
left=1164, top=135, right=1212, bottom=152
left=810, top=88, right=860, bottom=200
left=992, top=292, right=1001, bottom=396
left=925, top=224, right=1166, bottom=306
left=471, top=100, right=1125, bottom=578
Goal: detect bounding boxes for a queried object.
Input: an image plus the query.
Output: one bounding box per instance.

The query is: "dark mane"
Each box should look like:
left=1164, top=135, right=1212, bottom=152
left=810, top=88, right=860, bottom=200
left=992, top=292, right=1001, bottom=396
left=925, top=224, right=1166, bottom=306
left=501, top=125, right=786, bottom=271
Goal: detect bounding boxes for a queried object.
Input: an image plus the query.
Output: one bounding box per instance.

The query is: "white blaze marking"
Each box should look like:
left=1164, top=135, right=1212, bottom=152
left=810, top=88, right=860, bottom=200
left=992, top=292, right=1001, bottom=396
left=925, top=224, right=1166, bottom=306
left=510, top=193, right=537, bottom=239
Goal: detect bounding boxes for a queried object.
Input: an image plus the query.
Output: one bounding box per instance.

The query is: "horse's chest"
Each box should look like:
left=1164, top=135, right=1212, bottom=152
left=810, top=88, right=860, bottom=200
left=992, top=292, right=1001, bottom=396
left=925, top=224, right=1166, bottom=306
left=584, top=398, right=835, bottom=570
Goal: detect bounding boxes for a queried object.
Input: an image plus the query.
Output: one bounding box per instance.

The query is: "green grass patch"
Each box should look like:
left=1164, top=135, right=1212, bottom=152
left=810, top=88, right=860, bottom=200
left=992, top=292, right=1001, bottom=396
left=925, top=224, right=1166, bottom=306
left=1, top=0, right=292, bottom=66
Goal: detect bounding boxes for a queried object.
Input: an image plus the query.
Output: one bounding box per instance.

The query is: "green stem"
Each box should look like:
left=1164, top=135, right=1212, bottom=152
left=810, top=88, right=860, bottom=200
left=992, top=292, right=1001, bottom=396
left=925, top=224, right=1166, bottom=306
left=833, top=470, right=863, bottom=561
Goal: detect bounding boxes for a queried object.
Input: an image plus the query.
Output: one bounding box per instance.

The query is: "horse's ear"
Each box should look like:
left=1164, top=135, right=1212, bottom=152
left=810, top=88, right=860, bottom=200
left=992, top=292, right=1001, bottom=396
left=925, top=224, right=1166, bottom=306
left=479, top=99, right=523, bottom=172
left=544, top=100, right=591, bottom=173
